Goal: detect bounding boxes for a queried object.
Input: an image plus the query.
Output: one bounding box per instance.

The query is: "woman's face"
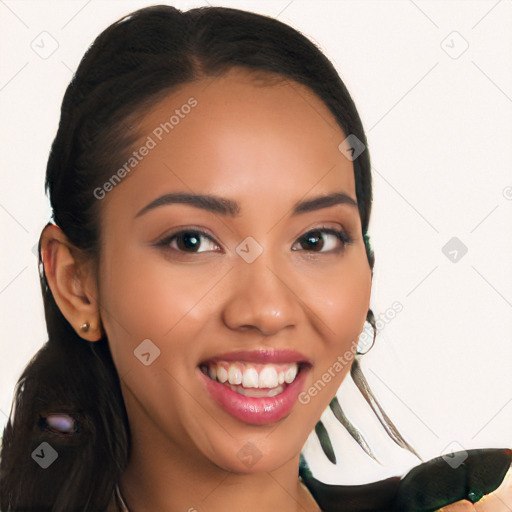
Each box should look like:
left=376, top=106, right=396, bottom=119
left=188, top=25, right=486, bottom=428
left=97, top=67, right=371, bottom=473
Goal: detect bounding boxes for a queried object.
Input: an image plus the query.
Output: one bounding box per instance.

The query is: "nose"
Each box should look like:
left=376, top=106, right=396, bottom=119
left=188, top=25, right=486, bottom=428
left=221, top=255, right=301, bottom=336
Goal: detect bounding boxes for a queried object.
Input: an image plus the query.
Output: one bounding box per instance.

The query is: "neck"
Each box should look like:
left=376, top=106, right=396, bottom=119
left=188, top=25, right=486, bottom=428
left=119, top=439, right=319, bottom=512
left=118, top=394, right=319, bottom=512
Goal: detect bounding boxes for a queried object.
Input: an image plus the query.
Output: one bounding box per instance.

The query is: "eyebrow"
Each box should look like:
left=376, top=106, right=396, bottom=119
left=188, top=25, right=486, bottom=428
left=134, top=191, right=358, bottom=219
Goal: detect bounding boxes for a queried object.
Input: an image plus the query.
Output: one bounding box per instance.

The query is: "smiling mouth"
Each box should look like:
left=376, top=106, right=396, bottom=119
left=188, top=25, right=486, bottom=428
left=199, top=360, right=308, bottom=398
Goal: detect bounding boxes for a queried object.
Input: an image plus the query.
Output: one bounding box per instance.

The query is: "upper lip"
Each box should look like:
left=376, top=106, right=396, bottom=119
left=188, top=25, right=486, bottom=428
left=200, top=349, right=311, bottom=365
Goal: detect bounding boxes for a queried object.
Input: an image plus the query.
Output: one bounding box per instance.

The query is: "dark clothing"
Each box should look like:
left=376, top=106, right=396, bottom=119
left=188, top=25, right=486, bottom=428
left=299, top=448, right=511, bottom=512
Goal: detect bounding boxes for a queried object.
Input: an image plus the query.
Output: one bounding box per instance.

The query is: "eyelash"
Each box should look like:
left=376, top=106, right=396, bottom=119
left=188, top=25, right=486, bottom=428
left=154, top=225, right=354, bottom=256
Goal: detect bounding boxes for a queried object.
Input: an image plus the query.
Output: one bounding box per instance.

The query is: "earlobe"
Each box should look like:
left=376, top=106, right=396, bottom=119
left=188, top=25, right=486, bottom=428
left=40, top=223, right=103, bottom=342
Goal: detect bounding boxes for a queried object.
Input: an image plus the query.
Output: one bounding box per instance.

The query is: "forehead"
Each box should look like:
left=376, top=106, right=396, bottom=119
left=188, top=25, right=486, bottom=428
left=103, top=68, right=357, bottom=217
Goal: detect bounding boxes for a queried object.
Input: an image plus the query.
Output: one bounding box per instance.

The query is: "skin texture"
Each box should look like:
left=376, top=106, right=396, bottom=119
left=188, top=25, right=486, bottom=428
left=101, top=68, right=370, bottom=512
left=40, top=68, right=487, bottom=511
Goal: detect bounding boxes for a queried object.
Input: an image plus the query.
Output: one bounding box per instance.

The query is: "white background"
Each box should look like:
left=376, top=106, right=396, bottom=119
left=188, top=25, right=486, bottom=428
left=1, top=0, right=511, bottom=484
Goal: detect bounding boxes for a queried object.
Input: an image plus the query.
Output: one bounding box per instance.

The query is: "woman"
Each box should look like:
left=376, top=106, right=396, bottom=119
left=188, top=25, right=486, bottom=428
left=0, top=5, right=509, bottom=511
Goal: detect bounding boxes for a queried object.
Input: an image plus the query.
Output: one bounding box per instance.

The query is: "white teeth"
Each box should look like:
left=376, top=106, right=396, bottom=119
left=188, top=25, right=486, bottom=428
left=284, top=363, right=298, bottom=383
left=241, top=367, right=259, bottom=388
left=230, top=384, right=285, bottom=397
left=217, top=365, right=228, bottom=383
left=266, top=386, right=283, bottom=397
left=228, top=365, right=242, bottom=385
left=258, top=366, right=278, bottom=388
left=205, top=361, right=302, bottom=389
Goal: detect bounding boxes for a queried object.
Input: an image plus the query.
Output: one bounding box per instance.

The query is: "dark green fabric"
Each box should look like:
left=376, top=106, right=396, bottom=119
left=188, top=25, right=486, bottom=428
left=299, top=448, right=511, bottom=512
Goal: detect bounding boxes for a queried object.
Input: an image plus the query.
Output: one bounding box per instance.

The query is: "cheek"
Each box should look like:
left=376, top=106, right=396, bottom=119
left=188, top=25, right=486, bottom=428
left=99, top=251, right=171, bottom=341
left=97, top=242, right=230, bottom=377
left=291, top=250, right=371, bottom=413
left=96, top=244, right=217, bottom=436
left=303, top=251, right=371, bottom=348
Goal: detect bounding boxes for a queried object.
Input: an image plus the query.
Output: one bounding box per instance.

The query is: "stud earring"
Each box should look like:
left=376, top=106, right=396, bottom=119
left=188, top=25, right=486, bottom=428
left=80, top=322, right=90, bottom=333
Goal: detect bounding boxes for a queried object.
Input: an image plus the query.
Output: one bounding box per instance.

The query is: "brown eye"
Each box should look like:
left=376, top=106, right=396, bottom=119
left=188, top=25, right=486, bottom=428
left=157, top=230, right=219, bottom=253
left=300, top=230, right=325, bottom=251
left=175, top=231, right=202, bottom=251
left=292, top=228, right=351, bottom=253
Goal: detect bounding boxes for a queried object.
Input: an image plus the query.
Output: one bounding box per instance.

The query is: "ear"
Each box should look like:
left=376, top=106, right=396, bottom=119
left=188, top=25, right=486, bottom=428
left=40, top=223, right=103, bottom=342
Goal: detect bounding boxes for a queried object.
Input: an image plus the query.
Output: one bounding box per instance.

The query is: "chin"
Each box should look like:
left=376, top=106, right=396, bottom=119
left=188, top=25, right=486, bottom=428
left=203, top=435, right=303, bottom=475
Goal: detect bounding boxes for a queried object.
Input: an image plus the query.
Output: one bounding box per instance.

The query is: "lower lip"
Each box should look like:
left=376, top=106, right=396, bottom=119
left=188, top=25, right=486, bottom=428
left=198, top=365, right=309, bottom=425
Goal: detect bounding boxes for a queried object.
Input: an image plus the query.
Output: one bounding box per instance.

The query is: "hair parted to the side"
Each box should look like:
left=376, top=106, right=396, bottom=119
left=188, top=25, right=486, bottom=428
left=0, top=5, right=374, bottom=511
